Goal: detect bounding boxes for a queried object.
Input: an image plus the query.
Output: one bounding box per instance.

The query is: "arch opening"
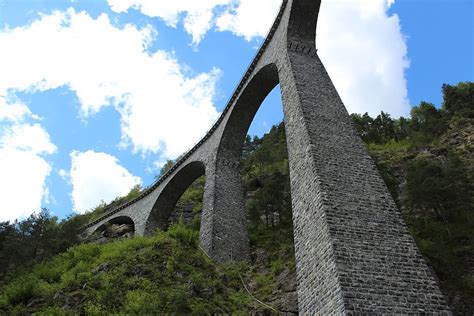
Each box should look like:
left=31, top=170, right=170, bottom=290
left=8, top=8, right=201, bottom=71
left=218, top=63, right=280, bottom=162
left=92, top=216, right=135, bottom=242
left=219, top=63, right=298, bottom=313
left=145, top=161, right=205, bottom=235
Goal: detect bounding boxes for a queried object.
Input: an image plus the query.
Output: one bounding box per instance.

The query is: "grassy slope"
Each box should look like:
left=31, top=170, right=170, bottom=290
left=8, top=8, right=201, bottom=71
left=0, top=224, right=257, bottom=315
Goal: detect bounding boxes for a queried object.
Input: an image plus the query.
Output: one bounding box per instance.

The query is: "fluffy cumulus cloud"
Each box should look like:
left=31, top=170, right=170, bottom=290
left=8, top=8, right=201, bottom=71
left=0, top=101, right=57, bottom=221
left=108, top=0, right=409, bottom=116
left=317, top=0, right=409, bottom=117
left=215, top=0, right=281, bottom=40
left=0, top=98, right=37, bottom=122
left=107, top=0, right=281, bottom=43
left=0, top=9, right=220, bottom=158
left=69, top=150, right=142, bottom=213
left=107, top=0, right=231, bottom=44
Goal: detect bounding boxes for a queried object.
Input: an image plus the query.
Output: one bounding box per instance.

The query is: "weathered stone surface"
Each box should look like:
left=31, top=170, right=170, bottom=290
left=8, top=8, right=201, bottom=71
left=104, top=224, right=133, bottom=238
left=168, top=202, right=199, bottom=226
left=271, top=291, right=298, bottom=315
left=276, top=268, right=297, bottom=293
left=84, top=0, right=451, bottom=313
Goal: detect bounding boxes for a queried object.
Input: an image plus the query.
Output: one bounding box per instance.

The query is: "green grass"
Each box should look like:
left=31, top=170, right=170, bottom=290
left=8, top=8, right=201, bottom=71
left=0, top=223, right=257, bottom=315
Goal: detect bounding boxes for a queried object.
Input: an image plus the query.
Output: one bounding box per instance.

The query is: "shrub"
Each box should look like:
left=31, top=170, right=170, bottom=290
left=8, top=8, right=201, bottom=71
left=167, top=222, right=199, bottom=247
left=4, top=275, right=41, bottom=305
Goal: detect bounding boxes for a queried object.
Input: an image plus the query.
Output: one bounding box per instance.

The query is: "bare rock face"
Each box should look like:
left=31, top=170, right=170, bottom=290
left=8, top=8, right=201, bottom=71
left=52, top=291, right=85, bottom=312
left=104, top=223, right=134, bottom=238
left=169, top=202, right=200, bottom=226
left=271, top=268, right=298, bottom=314
left=88, top=223, right=135, bottom=243
left=249, top=246, right=299, bottom=314
left=271, top=291, right=298, bottom=315
left=442, top=121, right=474, bottom=152
left=276, top=268, right=297, bottom=292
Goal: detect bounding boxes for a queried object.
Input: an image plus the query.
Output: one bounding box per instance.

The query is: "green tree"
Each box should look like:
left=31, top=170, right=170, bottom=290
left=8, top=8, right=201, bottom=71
left=394, top=116, right=411, bottom=141
left=0, top=209, right=91, bottom=283
left=442, top=82, right=474, bottom=117
left=158, top=160, right=176, bottom=178
left=351, top=112, right=398, bottom=144
left=373, top=111, right=396, bottom=143
left=410, top=102, right=447, bottom=141
left=406, top=154, right=471, bottom=236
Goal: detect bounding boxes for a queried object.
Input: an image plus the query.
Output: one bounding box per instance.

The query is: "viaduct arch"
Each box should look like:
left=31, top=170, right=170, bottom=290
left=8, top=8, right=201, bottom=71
left=144, top=161, right=205, bottom=234
left=91, top=215, right=135, bottom=238
left=84, top=0, right=451, bottom=313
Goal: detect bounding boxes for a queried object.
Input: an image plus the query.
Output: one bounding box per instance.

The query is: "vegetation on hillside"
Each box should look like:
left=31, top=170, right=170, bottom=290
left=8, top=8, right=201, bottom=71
left=0, top=223, right=259, bottom=314
left=0, top=210, right=91, bottom=284
left=0, top=184, right=145, bottom=285
left=0, top=82, right=472, bottom=314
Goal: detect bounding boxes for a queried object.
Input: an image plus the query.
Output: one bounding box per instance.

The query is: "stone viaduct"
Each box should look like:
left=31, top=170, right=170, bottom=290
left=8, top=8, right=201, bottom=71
left=84, top=0, right=451, bottom=313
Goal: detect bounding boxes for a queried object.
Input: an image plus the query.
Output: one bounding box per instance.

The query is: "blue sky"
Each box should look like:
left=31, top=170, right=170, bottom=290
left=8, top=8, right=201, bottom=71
left=0, top=0, right=472, bottom=222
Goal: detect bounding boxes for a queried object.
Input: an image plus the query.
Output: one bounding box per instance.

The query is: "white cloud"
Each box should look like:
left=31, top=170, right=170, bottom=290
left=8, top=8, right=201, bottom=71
left=1, top=123, right=56, bottom=155
left=106, top=0, right=280, bottom=44
left=317, top=0, right=409, bottom=117
left=58, top=168, right=69, bottom=180
left=0, top=97, right=37, bottom=122
left=0, top=123, right=56, bottom=222
left=107, top=0, right=231, bottom=44
left=216, top=0, right=281, bottom=40
left=118, top=67, right=221, bottom=157
left=69, top=150, right=142, bottom=213
left=0, top=9, right=220, bottom=158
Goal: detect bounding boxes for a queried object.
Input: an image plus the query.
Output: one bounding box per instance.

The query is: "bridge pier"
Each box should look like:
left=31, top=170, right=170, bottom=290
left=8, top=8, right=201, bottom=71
left=200, top=157, right=250, bottom=262
left=279, top=37, right=450, bottom=313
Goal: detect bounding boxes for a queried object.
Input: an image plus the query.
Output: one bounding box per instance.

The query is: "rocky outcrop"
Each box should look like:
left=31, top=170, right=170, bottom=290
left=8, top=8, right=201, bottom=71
left=249, top=247, right=298, bottom=314
left=89, top=223, right=134, bottom=243
left=168, top=202, right=200, bottom=227
left=103, top=223, right=134, bottom=238
left=272, top=268, right=298, bottom=314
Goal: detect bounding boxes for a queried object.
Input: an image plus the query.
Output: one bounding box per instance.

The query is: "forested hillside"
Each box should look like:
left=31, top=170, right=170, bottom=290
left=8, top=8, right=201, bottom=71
left=0, top=82, right=472, bottom=314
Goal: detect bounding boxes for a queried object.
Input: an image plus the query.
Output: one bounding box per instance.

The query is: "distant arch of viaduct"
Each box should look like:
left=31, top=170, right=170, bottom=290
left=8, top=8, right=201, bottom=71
left=84, top=0, right=451, bottom=313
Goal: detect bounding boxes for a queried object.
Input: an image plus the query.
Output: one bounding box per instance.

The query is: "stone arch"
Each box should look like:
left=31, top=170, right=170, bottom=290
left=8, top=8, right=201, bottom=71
left=92, top=215, right=135, bottom=239
left=145, top=161, right=206, bottom=235
left=218, top=63, right=279, bottom=161
left=200, top=62, right=282, bottom=262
